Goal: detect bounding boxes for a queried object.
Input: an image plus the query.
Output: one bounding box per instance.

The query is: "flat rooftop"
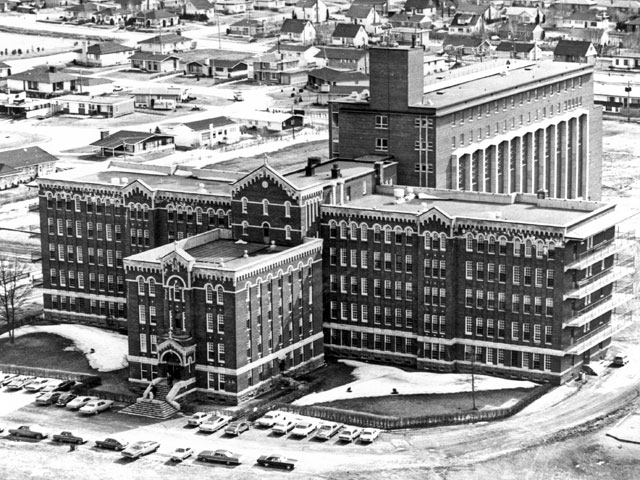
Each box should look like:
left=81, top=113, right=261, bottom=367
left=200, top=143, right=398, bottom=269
left=185, top=239, right=289, bottom=269
left=343, top=192, right=603, bottom=227
left=284, top=159, right=377, bottom=189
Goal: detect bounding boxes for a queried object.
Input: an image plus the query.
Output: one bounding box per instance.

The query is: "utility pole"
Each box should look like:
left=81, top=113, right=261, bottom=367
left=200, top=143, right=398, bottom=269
left=625, top=81, right=632, bottom=122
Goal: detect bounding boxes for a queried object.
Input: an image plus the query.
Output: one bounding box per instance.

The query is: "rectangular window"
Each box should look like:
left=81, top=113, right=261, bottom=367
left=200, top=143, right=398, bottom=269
left=513, top=266, right=521, bottom=285
left=512, top=322, right=519, bottom=340
left=546, top=298, right=554, bottom=316
left=499, top=265, right=506, bottom=282
left=375, top=138, right=388, bottom=152
left=465, top=316, right=473, bottom=335
left=533, top=324, right=541, bottom=343
left=547, top=270, right=554, bottom=288
left=545, top=325, right=552, bottom=344
left=217, top=314, right=224, bottom=334
left=523, top=323, right=531, bottom=341
left=139, top=334, right=147, bottom=353
left=375, top=115, right=388, bottom=129
left=207, top=342, right=215, bottom=361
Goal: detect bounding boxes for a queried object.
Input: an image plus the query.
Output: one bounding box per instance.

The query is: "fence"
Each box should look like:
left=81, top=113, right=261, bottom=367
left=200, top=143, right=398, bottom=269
left=88, top=389, right=138, bottom=404
left=276, top=384, right=553, bottom=430
left=0, top=363, right=101, bottom=384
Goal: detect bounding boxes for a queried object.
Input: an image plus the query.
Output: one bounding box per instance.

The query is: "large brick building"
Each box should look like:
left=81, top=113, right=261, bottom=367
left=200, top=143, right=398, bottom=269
left=329, top=47, right=603, bottom=201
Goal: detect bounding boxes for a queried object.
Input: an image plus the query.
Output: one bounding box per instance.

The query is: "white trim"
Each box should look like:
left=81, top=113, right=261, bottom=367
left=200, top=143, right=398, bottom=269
left=43, top=289, right=126, bottom=303
left=128, top=355, right=160, bottom=365
left=43, top=308, right=126, bottom=322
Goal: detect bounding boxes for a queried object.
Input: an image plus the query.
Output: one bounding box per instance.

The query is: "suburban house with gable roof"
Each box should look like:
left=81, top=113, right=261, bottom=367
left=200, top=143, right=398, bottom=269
left=553, top=39, right=597, bottom=64
left=184, top=0, right=215, bottom=17
left=133, top=9, right=179, bottom=28
left=402, top=0, right=437, bottom=16
left=0, top=146, right=57, bottom=190
left=129, top=52, right=181, bottom=73
left=164, top=116, right=240, bottom=148
left=7, top=66, right=77, bottom=98
left=138, top=33, right=194, bottom=54
left=345, top=4, right=380, bottom=32
left=494, top=41, right=542, bottom=61
left=314, top=46, right=368, bottom=72
left=331, top=23, right=369, bottom=47
left=76, top=42, right=137, bottom=67
left=91, top=130, right=175, bottom=156
left=279, top=18, right=316, bottom=44
left=293, top=0, right=328, bottom=23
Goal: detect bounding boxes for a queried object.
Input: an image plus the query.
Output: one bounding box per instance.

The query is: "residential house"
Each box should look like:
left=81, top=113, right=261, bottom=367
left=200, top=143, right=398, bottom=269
left=624, top=16, right=640, bottom=32
left=269, top=43, right=322, bottom=67
left=548, top=0, right=597, bottom=25
left=390, top=26, right=430, bottom=46
left=252, top=52, right=309, bottom=84
left=90, top=130, right=175, bottom=156
left=423, top=55, right=447, bottom=75
left=166, top=116, right=241, bottom=148
left=293, top=0, right=328, bottom=23
left=331, top=23, right=369, bottom=47
left=441, top=34, right=491, bottom=56
left=228, top=18, right=280, bottom=37
left=0, top=94, right=52, bottom=119
left=600, top=0, right=640, bottom=19
left=129, top=52, right=181, bottom=73
left=502, top=6, right=544, bottom=25
left=390, top=13, right=430, bottom=29
left=352, top=0, right=388, bottom=16
left=52, top=95, right=135, bottom=118
left=184, top=0, right=215, bottom=17
left=75, top=77, right=115, bottom=96
left=138, top=33, right=194, bottom=54
left=0, top=61, right=11, bottom=78
left=307, top=66, right=369, bottom=92
left=133, top=85, right=190, bottom=108
left=553, top=39, right=597, bottom=63
left=64, top=2, right=101, bottom=21
left=115, top=0, right=162, bottom=11
left=496, top=22, right=545, bottom=42
left=345, top=4, right=380, bottom=33
left=94, top=7, right=132, bottom=26
left=563, top=27, right=611, bottom=47
left=279, top=18, right=317, bottom=44
left=560, top=11, right=611, bottom=29
left=456, top=3, right=500, bottom=22
left=7, top=66, right=77, bottom=98
left=313, top=46, right=369, bottom=72
left=449, top=12, right=485, bottom=35
left=402, top=0, right=437, bottom=16
left=185, top=55, right=249, bottom=79
left=254, top=0, right=285, bottom=9
left=494, top=41, right=542, bottom=60
left=610, top=51, right=640, bottom=70
left=230, top=111, right=303, bottom=131
left=0, top=146, right=57, bottom=190
left=134, top=10, right=179, bottom=28
left=76, top=42, right=137, bottom=67
left=215, top=0, right=247, bottom=14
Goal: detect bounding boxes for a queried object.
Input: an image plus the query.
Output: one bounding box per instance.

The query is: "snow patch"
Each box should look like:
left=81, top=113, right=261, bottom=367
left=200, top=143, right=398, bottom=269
left=0, top=325, right=128, bottom=372
left=294, top=360, right=538, bottom=406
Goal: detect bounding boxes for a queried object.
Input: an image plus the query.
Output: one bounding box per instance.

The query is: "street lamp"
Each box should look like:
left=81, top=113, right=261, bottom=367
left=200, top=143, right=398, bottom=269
left=625, top=81, right=632, bottom=123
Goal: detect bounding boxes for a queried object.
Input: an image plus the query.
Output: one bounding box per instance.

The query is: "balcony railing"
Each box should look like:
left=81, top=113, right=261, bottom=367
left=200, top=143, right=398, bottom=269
left=564, top=293, right=635, bottom=328
left=564, top=237, right=635, bottom=271
left=563, top=265, right=635, bottom=300
left=565, top=324, right=612, bottom=355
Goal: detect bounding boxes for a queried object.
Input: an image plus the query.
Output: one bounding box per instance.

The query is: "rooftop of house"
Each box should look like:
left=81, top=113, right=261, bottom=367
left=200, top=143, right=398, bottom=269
left=188, top=0, right=214, bottom=9
left=308, top=66, right=369, bottom=83
left=313, top=46, right=367, bottom=60
left=0, top=146, right=58, bottom=170
left=332, top=23, right=366, bottom=38
left=54, top=94, right=132, bottom=104
left=346, top=4, right=375, bottom=18
left=138, top=33, right=191, bottom=44
left=135, top=9, right=177, bottom=19
left=90, top=130, right=174, bottom=149
left=554, top=39, right=595, bottom=56
left=129, top=51, right=180, bottom=61
left=85, top=42, right=135, bottom=56
left=182, top=116, right=236, bottom=131
left=9, top=66, right=76, bottom=84
left=281, top=18, right=312, bottom=34
left=495, top=41, right=536, bottom=53
left=403, top=0, right=437, bottom=9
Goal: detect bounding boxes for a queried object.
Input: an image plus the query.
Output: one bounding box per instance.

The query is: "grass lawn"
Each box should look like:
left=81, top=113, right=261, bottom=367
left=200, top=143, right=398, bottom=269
left=315, top=387, right=538, bottom=417
left=298, top=357, right=357, bottom=392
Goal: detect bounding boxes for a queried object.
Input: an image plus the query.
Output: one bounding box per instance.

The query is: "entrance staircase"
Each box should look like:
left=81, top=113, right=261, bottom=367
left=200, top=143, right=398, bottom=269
left=119, top=378, right=179, bottom=420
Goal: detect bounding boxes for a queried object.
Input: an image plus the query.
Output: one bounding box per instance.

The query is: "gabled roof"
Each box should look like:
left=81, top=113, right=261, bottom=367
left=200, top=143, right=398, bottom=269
left=135, top=9, right=177, bottom=19
left=90, top=130, right=174, bottom=149
left=553, top=39, right=595, bottom=56
left=332, top=23, right=366, bottom=38
left=268, top=43, right=316, bottom=53
left=295, top=0, right=321, bottom=7
left=129, top=51, right=180, bottom=61
left=307, top=66, right=369, bottom=83
left=441, top=34, right=487, bottom=48
left=86, top=42, right=135, bottom=56
left=0, top=61, right=10, bottom=68
left=352, top=0, right=388, bottom=5
left=495, top=41, right=536, bottom=53
left=187, top=0, right=214, bottom=9
left=231, top=18, right=265, bottom=27
left=451, top=13, right=481, bottom=27
left=626, top=17, right=640, bottom=25
left=390, top=12, right=427, bottom=25
left=139, top=33, right=191, bottom=44
left=503, top=6, right=540, bottom=16
left=456, top=3, right=489, bottom=14
left=565, top=11, right=599, bottom=21
left=9, top=66, right=76, bottom=84
left=346, top=4, right=375, bottom=18
left=0, top=146, right=58, bottom=171
left=403, top=0, right=436, bottom=10
left=313, top=46, right=367, bottom=60
left=183, top=116, right=236, bottom=131
left=281, top=18, right=312, bottom=34
left=212, top=57, right=248, bottom=68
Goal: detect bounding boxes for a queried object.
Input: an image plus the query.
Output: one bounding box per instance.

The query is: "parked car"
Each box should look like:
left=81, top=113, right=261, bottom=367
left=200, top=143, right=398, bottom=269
left=66, top=396, right=98, bottom=410
left=171, top=447, right=193, bottom=462
left=24, top=378, right=51, bottom=393
left=198, top=415, right=232, bottom=433
left=52, top=431, right=86, bottom=445
left=614, top=354, right=629, bottom=366
left=79, top=399, right=114, bottom=415
left=272, top=417, right=297, bottom=435
left=0, top=373, right=18, bottom=386
left=95, top=437, right=128, bottom=451
left=224, top=421, right=250, bottom=436
left=338, top=426, right=362, bottom=442
left=186, top=411, right=211, bottom=427
left=36, top=391, right=63, bottom=406
left=255, top=411, right=284, bottom=428
left=41, top=380, right=64, bottom=393
left=5, top=376, right=36, bottom=390
left=197, top=449, right=241, bottom=465
left=257, top=454, right=297, bottom=470
left=8, top=425, right=49, bottom=440
left=56, top=392, right=77, bottom=407
left=52, top=380, right=75, bottom=392
left=291, top=420, right=318, bottom=437
left=359, top=428, right=381, bottom=443
left=315, top=422, right=343, bottom=440
left=121, top=440, right=160, bottom=459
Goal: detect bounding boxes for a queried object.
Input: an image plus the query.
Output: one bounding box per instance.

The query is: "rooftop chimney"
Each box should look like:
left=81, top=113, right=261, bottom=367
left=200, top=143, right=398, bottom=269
left=305, top=156, right=322, bottom=176
left=331, top=163, right=341, bottom=179
left=100, top=130, right=110, bottom=140
left=49, top=65, right=56, bottom=73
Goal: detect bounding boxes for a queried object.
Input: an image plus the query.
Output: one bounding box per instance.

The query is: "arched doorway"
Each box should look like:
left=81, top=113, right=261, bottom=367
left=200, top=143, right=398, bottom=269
left=161, top=351, right=183, bottom=380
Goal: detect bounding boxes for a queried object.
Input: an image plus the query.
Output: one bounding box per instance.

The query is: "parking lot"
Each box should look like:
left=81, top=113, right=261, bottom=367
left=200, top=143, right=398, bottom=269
left=0, top=384, right=401, bottom=480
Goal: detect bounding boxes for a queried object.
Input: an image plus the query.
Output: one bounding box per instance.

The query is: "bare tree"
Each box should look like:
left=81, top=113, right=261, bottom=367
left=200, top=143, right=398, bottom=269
left=0, top=258, right=33, bottom=344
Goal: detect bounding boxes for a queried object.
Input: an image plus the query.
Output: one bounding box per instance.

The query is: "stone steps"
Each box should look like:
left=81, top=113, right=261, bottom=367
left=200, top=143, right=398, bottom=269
left=119, top=399, right=178, bottom=420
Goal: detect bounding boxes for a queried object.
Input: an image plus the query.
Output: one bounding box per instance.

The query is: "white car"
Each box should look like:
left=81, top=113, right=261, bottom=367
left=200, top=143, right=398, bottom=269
left=5, top=376, right=36, bottom=390
left=187, top=412, right=211, bottom=427
left=291, top=420, right=318, bottom=437
left=79, top=399, right=114, bottom=415
left=0, top=373, right=18, bottom=386
left=360, top=428, right=381, bottom=443
left=41, top=380, right=64, bottom=393
left=255, top=411, right=284, bottom=428
left=171, top=447, right=193, bottom=462
left=121, top=440, right=160, bottom=459
left=65, top=396, right=99, bottom=410
left=338, top=426, right=362, bottom=442
left=198, top=415, right=232, bottom=433
left=24, top=378, right=51, bottom=393
left=272, top=417, right=297, bottom=435
left=315, top=422, right=343, bottom=440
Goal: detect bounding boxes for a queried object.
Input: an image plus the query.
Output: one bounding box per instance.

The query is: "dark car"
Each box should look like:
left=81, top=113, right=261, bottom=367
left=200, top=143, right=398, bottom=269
left=95, top=437, right=128, bottom=451
left=197, top=449, right=241, bottom=465
left=36, top=391, right=63, bottom=406
left=52, top=431, right=86, bottom=445
left=53, top=380, right=75, bottom=392
left=55, top=392, right=77, bottom=407
left=257, top=454, right=297, bottom=470
left=224, top=421, right=250, bottom=436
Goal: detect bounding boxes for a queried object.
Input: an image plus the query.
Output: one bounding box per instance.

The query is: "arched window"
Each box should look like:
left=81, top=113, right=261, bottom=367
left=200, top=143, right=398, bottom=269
left=263, top=222, right=270, bottom=238
left=440, top=233, right=447, bottom=251
left=285, top=225, right=292, bottom=240
left=169, top=278, right=184, bottom=302
left=207, top=208, right=215, bottom=225
left=536, top=240, right=545, bottom=258
left=498, top=236, right=508, bottom=254
left=360, top=223, right=368, bottom=241
left=284, top=201, right=291, bottom=218
left=340, top=221, right=347, bottom=239
left=241, top=197, right=248, bottom=214
left=514, top=238, right=522, bottom=256
left=525, top=239, right=533, bottom=257
left=465, top=233, right=474, bottom=252
left=329, top=220, right=337, bottom=238
left=395, top=226, right=403, bottom=244
left=216, top=286, right=224, bottom=305
left=350, top=222, right=358, bottom=240
left=137, top=277, right=145, bottom=295
left=205, top=285, right=214, bottom=303
left=405, top=227, right=413, bottom=245
left=262, top=199, right=269, bottom=216
left=242, top=221, right=248, bottom=236
left=424, top=231, right=431, bottom=250
left=488, top=235, right=496, bottom=254
left=477, top=233, right=485, bottom=253
left=148, top=278, right=156, bottom=297
left=384, top=226, right=392, bottom=243
left=373, top=224, right=381, bottom=242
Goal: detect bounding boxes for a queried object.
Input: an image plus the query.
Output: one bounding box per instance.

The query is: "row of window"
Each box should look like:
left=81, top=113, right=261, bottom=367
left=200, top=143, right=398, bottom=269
left=466, top=262, right=554, bottom=287
left=464, top=316, right=553, bottom=344
left=465, top=290, right=554, bottom=315
left=451, top=78, right=584, bottom=127
left=49, top=244, right=123, bottom=268
left=465, top=234, right=557, bottom=258
left=50, top=269, right=123, bottom=292
left=463, top=345, right=553, bottom=371
left=50, top=295, right=124, bottom=317
left=48, top=219, right=124, bottom=241
left=373, top=115, right=434, bottom=130
left=329, top=222, right=447, bottom=248
left=329, top=301, right=415, bottom=328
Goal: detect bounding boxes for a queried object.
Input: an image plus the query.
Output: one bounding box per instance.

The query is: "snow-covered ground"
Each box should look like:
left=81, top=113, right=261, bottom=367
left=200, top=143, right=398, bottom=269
left=293, top=359, right=538, bottom=406
left=0, top=325, right=128, bottom=372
